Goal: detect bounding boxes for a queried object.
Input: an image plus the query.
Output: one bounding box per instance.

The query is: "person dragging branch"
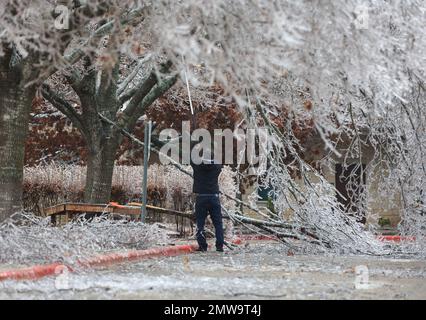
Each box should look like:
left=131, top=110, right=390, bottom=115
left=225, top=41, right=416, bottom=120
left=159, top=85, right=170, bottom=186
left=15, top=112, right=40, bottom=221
left=191, top=151, right=224, bottom=252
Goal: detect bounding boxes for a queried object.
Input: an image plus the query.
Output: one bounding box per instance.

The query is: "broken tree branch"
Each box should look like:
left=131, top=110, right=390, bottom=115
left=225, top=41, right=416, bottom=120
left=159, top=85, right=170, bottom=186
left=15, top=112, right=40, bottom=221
left=97, top=113, right=322, bottom=246
left=41, top=83, right=86, bottom=135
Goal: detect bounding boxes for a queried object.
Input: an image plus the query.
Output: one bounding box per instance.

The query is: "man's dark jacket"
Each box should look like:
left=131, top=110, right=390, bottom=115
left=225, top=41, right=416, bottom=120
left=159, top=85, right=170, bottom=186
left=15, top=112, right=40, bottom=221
left=191, top=160, right=222, bottom=194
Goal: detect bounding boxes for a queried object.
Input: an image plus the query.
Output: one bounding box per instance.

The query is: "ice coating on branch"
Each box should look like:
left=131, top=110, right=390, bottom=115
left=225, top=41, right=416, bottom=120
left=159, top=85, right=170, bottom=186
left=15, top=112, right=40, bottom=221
left=0, top=1, right=425, bottom=255
left=0, top=212, right=169, bottom=266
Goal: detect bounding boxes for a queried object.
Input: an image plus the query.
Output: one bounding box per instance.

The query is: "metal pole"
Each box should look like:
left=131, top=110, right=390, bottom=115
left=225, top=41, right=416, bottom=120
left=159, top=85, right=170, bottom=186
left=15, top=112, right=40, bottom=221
left=141, top=120, right=152, bottom=222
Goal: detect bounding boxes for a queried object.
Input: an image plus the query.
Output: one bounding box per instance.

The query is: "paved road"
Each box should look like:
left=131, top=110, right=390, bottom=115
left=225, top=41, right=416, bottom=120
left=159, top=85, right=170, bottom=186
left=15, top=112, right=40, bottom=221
left=1, top=242, right=425, bottom=299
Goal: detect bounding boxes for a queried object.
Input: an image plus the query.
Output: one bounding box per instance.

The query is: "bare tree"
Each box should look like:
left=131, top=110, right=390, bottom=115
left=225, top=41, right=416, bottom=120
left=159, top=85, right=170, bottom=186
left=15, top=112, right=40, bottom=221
left=0, top=0, right=145, bottom=220
left=41, top=56, right=177, bottom=203
left=0, top=49, right=39, bottom=221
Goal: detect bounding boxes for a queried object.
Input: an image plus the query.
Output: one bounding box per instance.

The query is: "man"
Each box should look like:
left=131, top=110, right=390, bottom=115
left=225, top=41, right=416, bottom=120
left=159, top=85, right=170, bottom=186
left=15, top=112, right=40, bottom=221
left=191, top=157, right=224, bottom=252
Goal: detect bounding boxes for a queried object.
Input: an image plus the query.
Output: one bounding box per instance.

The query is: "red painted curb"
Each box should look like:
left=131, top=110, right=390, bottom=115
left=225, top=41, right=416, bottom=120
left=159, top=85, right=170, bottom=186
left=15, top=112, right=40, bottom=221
left=376, top=235, right=416, bottom=242
left=231, top=238, right=243, bottom=245
left=0, top=263, right=68, bottom=281
left=0, top=244, right=198, bottom=282
left=235, top=234, right=417, bottom=243
left=235, top=235, right=278, bottom=241
left=1, top=234, right=417, bottom=282
left=79, top=244, right=199, bottom=267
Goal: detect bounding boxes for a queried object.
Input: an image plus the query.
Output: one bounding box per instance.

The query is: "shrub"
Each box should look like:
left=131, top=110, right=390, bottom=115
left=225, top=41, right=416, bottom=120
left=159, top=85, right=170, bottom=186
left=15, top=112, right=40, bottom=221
left=23, top=163, right=237, bottom=218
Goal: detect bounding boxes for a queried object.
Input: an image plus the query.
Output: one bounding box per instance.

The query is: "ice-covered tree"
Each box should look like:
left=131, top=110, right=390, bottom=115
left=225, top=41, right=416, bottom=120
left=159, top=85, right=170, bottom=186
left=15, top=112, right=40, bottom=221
left=0, top=0, right=145, bottom=219
left=1, top=0, right=425, bottom=254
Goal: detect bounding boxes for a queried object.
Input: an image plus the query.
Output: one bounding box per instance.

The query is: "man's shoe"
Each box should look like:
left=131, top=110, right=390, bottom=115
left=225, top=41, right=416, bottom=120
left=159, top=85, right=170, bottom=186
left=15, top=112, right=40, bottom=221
left=196, top=247, right=207, bottom=252
left=216, top=247, right=224, bottom=252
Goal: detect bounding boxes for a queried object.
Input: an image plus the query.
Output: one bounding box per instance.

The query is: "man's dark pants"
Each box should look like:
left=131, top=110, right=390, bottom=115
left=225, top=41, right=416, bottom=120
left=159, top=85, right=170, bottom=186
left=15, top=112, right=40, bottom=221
left=195, top=194, right=224, bottom=250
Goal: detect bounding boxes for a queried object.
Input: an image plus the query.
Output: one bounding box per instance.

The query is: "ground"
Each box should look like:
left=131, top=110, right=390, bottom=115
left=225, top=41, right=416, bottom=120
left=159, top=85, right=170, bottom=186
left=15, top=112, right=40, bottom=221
left=0, top=242, right=425, bottom=300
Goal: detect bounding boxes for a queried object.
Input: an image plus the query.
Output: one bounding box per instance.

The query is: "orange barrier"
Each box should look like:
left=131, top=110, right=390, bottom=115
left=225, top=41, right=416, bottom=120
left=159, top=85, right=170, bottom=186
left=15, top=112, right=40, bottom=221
left=108, top=201, right=128, bottom=209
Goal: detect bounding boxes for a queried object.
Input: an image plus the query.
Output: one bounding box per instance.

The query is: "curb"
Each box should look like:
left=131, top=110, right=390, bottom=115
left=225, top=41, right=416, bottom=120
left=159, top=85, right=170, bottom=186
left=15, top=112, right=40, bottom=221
left=0, top=234, right=417, bottom=282
left=79, top=244, right=199, bottom=267
left=0, top=263, right=67, bottom=281
left=235, top=234, right=417, bottom=243
left=376, top=235, right=416, bottom=243
left=0, top=244, right=199, bottom=283
left=236, top=235, right=278, bottom=241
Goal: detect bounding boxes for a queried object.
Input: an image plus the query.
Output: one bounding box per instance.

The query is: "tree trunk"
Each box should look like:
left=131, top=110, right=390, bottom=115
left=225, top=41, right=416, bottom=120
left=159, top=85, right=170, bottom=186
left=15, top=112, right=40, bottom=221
left=0, top=54, right=37, bottom=222
left=44, top=58, right=175, bottom=206
left=84, top=134, right=121, bottom=204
